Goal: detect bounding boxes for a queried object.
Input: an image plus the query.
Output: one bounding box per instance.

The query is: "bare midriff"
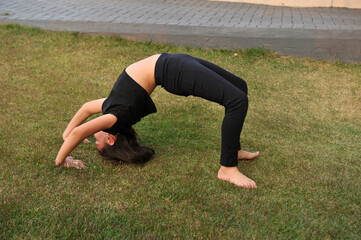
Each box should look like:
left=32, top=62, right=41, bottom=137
left=125, top=54, right=161, bottom=95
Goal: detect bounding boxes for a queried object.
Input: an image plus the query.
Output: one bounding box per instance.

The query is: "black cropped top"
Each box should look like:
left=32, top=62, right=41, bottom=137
left=102, top=70, right=157, bottom=135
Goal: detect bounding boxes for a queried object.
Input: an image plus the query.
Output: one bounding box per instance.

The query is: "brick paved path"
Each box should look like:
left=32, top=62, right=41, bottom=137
left=1, top=0, right=361, bottom=61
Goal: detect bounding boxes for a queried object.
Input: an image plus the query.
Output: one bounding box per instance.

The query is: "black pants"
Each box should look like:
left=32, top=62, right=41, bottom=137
left=155, top=53, right=248, bottom=167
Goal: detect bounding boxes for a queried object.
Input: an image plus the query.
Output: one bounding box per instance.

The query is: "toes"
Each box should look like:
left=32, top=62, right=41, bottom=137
left=238, top=181, right=250, bottom=188
left=240, top=180, right=257, bottom=189
left=250, top=152, right=260, bottom=159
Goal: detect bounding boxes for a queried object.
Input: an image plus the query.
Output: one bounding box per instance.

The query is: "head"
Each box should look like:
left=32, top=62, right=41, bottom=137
left=94, top=127, right=154, bottom=164
left=94, top=131, right=116, bottom=152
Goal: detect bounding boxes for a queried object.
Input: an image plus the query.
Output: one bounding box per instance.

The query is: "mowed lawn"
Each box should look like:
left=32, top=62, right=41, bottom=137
left=0, top=24, right=360, bottom=239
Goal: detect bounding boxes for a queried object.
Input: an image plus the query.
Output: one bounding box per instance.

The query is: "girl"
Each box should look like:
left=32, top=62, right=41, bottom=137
left=55, top=53, right=259, bottom=188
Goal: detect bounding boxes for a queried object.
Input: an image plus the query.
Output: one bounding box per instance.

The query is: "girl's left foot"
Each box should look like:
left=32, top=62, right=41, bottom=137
left=238, top=150, right=260, bottom=160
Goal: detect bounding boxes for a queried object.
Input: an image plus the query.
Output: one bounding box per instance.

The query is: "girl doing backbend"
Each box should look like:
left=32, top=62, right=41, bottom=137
left=55, top=53, right=260, bottom=188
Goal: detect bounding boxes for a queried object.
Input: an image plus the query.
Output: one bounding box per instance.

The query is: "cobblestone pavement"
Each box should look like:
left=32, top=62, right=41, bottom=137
left=1, top=0, right=361, bottom=61
left=1, top=0, right=361, bottom=29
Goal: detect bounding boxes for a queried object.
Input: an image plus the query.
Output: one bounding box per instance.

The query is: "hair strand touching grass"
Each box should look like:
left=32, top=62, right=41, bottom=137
left=99, top=127, right=154, bottom=164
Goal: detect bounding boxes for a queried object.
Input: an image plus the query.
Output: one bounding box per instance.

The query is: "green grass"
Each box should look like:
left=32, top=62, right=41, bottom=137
left=1, top=23, right=360, bottom=239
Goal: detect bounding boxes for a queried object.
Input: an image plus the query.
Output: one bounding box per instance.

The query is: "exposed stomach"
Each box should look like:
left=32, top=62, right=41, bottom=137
left=125, top=54, right=161, bottom=95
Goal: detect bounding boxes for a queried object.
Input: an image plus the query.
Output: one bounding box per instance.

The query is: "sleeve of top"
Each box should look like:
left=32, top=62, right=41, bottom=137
left=102, top=107, right=131, bottom=135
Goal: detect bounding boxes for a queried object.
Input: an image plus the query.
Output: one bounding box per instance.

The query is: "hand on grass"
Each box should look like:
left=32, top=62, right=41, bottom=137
left=63, top=156, right=87, bottom=169
left=83, top=138, right=91, bottom=143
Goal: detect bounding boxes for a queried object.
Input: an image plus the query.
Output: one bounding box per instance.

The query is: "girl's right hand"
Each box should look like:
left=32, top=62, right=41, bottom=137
left=63, top=156, right=87, bottom=169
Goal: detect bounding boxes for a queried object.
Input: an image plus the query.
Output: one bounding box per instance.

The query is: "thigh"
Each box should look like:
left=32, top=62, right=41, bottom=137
left=179, top=60, right=246, bottom=107
left=193, top=57, right=248, bottom=94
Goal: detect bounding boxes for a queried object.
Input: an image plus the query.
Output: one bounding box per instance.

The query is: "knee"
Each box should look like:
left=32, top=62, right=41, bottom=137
left=243, top=81, right=248, bottom=95
left=227, top=93, right=248, bottom=111
left=235, top=79, right=248, bottom=95
left=238, top=94, right=248, bottom=110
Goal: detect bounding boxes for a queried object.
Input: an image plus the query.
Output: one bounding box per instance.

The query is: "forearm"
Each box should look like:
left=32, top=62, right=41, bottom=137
left=55, top=129, right=86, bottom=166
left=55, top=113, right=117, bottom=167
left=62, top=99, right=105, bottom=140
left=62, top=105, right=91, bottom=140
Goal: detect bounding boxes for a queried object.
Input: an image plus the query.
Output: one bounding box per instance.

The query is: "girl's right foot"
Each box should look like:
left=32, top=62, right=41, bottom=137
left=217, top=166, right=257, bottom=188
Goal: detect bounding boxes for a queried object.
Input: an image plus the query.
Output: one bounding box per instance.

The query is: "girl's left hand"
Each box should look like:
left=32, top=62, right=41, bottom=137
left=63, top=156, right=87, bottom=169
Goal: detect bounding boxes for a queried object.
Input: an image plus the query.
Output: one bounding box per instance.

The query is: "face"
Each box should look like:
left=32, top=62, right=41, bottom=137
left=94, top=131, right=109, bottom=152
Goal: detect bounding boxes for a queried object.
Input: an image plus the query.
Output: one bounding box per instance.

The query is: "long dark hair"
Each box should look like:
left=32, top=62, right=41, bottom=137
left=99, top=127, right=154, bottom=164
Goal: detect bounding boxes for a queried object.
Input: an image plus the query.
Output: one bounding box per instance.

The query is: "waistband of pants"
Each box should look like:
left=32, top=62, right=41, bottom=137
left=154, top=53, right=168, bottom=85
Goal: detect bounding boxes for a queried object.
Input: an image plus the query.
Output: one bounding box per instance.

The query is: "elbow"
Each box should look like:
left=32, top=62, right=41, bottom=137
left=69, top=126, right=87, bottom=142
left=81, top=102, right=91, bottom=115
left=70, top=126, right=81, bottom=137
left=81, top=102, right=87, bottom=110
left=63, top=127, right=81, bottom=141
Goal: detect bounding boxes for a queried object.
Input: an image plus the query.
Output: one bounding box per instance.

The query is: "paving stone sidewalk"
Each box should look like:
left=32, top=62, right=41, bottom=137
left=1, top=0, right=361, bottom=62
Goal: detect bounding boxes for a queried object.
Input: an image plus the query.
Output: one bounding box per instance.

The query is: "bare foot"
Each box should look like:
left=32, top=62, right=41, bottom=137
left=217, top=166, right=257, bottom=188
left=238, top=150, right=260, bottom=160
